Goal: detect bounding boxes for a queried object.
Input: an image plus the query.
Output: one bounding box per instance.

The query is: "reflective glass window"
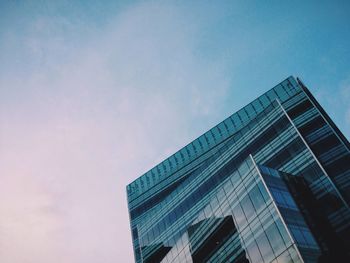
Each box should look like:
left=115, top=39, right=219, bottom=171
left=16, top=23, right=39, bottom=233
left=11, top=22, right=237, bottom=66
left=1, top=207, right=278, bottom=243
left=232, top=203, right=246, bottom=227
left=252, top=99, right=263, bottom=113
left=238, top=109, right=249, bottom=123
left=241, top=195, right=255, bottom=220
left=266, top=89, right=277, bottom=102
left=276, top=249, right=293, bottom=263
left=272, top=190, right=286, bottom=206
left=290, top=226, right=307, bottom=245
left=256, top=232, right=274, bottom=263
left=247, top=240, right=263, bottom=263
left=302, top=229, right=318, bottom=247
left=282, top=192, right=297, bottom=209
left=249, top=184, right=265, bottom=212
left=275, top=219, right=292, bottom=247
left=275, top=84, right=290, bottom=101
left=257, top=182, right=270, bottom=203
left=231, top=114, right=242, bottom=128
left=259, top=95, right=270, bottom=107
left=265, top=222, right=285, bottom=256
left=245, top=104, right=256, bottom=117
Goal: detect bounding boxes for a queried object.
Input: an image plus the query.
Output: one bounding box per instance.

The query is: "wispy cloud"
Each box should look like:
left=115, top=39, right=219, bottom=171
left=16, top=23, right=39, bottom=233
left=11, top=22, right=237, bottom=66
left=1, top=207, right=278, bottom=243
left=0, top=2, right=230, bottom=262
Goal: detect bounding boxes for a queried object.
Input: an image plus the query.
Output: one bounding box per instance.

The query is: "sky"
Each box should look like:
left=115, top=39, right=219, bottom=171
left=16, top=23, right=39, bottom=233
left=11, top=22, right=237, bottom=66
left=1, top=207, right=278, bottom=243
left=0, top=1, right=349, bottom=262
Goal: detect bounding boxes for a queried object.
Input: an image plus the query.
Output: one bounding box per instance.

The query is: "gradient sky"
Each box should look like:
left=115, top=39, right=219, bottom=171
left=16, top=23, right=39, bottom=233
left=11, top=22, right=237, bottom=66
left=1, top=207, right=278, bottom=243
left=0, top=1, right=349, bottom=262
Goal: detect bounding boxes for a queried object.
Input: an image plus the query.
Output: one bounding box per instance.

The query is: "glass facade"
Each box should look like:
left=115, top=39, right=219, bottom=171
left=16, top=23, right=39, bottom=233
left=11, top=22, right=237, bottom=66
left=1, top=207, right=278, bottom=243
left=126, top=76, right=350, bottom=263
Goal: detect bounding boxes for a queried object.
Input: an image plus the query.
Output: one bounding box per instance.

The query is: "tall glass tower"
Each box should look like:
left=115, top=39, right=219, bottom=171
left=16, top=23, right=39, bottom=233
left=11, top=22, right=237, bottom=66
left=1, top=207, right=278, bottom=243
left=126, top=76, right=350, bottom=263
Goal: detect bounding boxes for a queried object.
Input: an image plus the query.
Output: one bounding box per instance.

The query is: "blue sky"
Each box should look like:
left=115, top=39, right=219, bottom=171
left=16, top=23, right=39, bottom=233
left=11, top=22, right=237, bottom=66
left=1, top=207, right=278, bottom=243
left=0, top=1, right=349, bottom=262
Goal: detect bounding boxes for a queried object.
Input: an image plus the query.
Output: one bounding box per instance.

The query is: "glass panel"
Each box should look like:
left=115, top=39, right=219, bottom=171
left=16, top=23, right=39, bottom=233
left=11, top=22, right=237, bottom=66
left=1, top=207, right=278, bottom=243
left=252, top=99, right=263, bottom=113
left=238, top=161, right=250, bottom=178
left=247, top=240, right=263, bottom=263
left=290, top=227, right=307, bottom=246
left=272, top=190, right=286, bottom=207
left=256, top=232, right=274, bottom=262
left=276, top=249, right=293, bottom=263
left=232, top=203, right=246, bottom=228
left=259, top=94, right=271, bottom=106
left=266, top=89, right=277, bottom=102
left=282, top=192, right=298, bottom=209
left=274, top=84, right=290, bottom=101
left=231, top=113, right=243, bottom=128
left=276, top=219, right=292, bottom=247
left=257, top=182, right=271, bottom=203
left=224, top=118, right=235, bottom=132
left=245, top=104, right=256, bottom=117
left=230, top=171, right=241, bottom=189
left=241, top=194, right=255, bottom=220
left=265, top=222, right=286, bottom=256
left=238, top=109, right=249, bottom=123
left=301, top=228, right=318, bottom=247
left=288, top=245, right=303, bottom=263
left=249, top=184, right=265, bottom=212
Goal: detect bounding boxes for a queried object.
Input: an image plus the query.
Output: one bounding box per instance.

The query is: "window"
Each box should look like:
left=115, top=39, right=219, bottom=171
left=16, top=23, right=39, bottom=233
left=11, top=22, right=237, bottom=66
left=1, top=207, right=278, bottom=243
left=249, top=184, right=266, bottom=212
left=240, top=195, right=255, bottom=220
left=232, top=203, right=246, bottom=228
left=265, top=222, right=286, bottom=256
left=256, top=232, right=274, bottom=262
left=247, top=240, right=263, bottom=263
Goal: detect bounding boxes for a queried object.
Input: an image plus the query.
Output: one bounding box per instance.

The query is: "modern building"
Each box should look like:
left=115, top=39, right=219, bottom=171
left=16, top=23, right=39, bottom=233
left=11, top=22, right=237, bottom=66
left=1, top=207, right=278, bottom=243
left=126, top=76, right=350, bottom=263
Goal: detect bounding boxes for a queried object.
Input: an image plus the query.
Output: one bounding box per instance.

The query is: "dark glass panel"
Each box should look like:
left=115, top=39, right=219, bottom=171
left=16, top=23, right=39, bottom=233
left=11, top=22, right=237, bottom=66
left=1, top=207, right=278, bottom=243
left=287, top=99, right=313, bottom=119
left=325, top=155, right=350, bottom=177
left=264, top=137, right=304, bottom=169
left=132, top=227, right=138, bottom=240
left=143, top=244, right=172, bottom=263
left=290, top=226, right=307, bottom=246
left=190, top=216, right=237, bottom=263
left=130, top=171, right=193, bottom=220
left=298, top=116, right=326, bottom=136
left=309, top=134, right=340, bottom=155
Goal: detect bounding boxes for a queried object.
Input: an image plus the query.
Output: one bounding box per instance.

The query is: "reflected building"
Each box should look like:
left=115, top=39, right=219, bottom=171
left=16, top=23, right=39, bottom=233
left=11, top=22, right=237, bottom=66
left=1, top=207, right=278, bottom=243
left=126, top=76, right=350, bottom=263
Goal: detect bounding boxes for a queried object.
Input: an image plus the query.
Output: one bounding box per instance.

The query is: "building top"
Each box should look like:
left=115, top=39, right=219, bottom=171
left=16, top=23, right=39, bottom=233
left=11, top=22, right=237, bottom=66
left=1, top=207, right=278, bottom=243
left=127, top=76, right=302, bottom=202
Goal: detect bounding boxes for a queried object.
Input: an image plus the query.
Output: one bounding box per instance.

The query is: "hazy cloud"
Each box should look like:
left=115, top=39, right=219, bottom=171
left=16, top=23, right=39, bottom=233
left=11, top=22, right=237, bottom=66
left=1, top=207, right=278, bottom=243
left=0, top=2, right=230, bottom=262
